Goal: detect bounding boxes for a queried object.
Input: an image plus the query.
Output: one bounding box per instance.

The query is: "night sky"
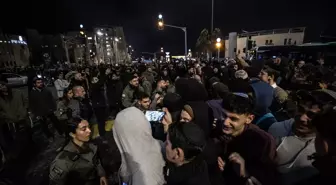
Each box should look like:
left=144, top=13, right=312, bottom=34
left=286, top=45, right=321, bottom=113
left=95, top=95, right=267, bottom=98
left=1, top=0, right=334, bottom=55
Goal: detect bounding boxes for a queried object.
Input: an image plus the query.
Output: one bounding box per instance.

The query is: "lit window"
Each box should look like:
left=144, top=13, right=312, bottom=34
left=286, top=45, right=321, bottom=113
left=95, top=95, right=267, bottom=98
left=88, top=37, right=92, bottom=40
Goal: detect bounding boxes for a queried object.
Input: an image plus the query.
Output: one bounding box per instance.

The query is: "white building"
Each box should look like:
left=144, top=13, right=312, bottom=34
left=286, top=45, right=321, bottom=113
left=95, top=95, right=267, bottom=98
left=224, top=27, right=305, bottom=57
left=0, top=33, right=30, bottom=67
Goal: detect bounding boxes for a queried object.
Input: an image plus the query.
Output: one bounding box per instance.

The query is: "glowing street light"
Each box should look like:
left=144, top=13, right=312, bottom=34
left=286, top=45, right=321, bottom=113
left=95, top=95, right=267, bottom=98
left=115, top=38, right=119, bottom=42
left=80, top=31, right=84, bottom=35
left=216, top=38, right=221, bottom=43
left=158, top=21, right=164, bottom=27
left=97, top=31, right=103, bottom=36
left=216, top=42, right=221, bottom=48
left=80, top=24, right=83, bottom=29
left=158, top=14, right=163, bottom=19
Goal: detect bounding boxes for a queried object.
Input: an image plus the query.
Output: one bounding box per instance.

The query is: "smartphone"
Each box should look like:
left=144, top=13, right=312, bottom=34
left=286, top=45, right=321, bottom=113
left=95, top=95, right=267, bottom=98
left=145, top=111, right=165, bottom=122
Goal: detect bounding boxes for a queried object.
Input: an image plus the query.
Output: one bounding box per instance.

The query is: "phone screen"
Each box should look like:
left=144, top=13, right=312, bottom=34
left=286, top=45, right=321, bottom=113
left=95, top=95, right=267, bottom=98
left=145, top=111, right=165, bottom=122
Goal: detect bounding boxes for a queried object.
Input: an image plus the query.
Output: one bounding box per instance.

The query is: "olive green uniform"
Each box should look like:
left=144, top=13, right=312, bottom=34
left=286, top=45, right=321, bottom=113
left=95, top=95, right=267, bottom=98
left=121, top=85, right=144, bottom=108
left=49, top=141, right=105, bottom=185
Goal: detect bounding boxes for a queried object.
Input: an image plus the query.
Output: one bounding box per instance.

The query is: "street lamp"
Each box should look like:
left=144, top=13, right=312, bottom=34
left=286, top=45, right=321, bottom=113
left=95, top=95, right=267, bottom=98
left=115, top=38, right=119, bottom=42
left=157, top=13, right=188, bottom=58
left=216, top=38, right=221, bottom=61
left=97, top=31, right=103, bottom=36
left=80, top=24, right=83, bottom=29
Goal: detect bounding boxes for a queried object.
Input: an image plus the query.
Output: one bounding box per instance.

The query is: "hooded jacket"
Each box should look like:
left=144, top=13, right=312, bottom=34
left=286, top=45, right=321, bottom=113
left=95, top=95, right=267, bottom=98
left=250, top=79, right=277, bottom=131
left=113, top=107, right=165, bottom=185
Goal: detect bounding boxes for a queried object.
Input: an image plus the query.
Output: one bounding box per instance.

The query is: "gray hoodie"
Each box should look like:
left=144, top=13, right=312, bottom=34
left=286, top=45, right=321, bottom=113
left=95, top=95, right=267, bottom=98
left=113, top=107, right=165, bottom=185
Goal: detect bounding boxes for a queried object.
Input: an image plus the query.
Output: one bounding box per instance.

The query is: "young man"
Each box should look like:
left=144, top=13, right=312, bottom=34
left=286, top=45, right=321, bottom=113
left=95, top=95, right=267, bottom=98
left=165, top=122, right=211, bottom=185
left=217, top=93, right=278, bottom=185
left=259, top=68, right=288, bottom=105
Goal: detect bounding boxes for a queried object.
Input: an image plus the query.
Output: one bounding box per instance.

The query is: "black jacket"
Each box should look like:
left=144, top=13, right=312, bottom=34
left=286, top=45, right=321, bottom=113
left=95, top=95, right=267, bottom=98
left=29, top=87, right=56, bottom=117
left=165, top=156, right=211, bottom=185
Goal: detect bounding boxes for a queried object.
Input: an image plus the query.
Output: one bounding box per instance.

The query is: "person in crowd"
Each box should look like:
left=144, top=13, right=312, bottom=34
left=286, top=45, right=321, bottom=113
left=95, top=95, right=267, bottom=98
left=69, top=72, right=89, bottom=94
left=113, top=107, right=165, bottom=185
left=90, top=70, right=109, bottom=139
left=152, top=78, right=167, bottom=100
left=140, top=74, right=152, bottom=97
left=164, top=122, right=211, bottom=185
left=29, top=77, right=58, bottom=139
left=235, top=70, right=249, bottom=81
left=68, top=86, right=93, bottom=122
left=54, top=72, right=70, bottom=99
left=294, top=106, right=336, bottom=185
left=134, top=91, right=155, bottom=112
left=217, top=93, right=278, bottom=185
left=208, top=77, right=229, bottom=99
left=55, top=88, right=73, bottom=133
left=175, top=78, right=210, bottom=137
left=249, top=77, right=277, bottom=131
left=0, top=79, right=29, bottom=158
left=106, top=72, right=123, bottom=119
left=259, top=68, right=288, bottom=113
left=49, top=117, right=107, bottom=185
left=121, top=74, right=144, bottom=108
left=268, top=90, right=327, bottom=185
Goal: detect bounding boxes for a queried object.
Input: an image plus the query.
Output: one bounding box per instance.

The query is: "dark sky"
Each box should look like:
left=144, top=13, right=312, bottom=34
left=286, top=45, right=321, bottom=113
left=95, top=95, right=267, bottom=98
left=1, top=0, right=334, bottom=55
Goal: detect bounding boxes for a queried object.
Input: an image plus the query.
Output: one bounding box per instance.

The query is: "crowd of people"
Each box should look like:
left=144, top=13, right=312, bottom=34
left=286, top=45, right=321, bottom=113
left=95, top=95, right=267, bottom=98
left=1, top=54, right=336, bottom=185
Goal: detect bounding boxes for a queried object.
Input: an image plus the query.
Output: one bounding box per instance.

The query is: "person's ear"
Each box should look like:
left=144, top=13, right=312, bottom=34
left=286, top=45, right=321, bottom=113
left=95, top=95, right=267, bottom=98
left=246, top=114, right=255, bottom=124
left=69, top=132, right=75, bottom=139
left=175, top=148, right=185, bottom=162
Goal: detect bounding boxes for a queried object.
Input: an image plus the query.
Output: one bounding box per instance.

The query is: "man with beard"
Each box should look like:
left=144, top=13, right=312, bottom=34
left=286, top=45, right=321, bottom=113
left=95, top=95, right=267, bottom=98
left=216, top=93, right=277, bottom=185
left=0, top=80, right=29, bottom=157
left=121, top=74, right=144, bottom=108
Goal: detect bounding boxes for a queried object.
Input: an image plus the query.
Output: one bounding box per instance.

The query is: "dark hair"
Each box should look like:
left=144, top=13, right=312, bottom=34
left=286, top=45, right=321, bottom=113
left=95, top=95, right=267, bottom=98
left=67, top=117, right=85, bottom=135
left=136, top=91, right=150, bottom=100
left=168, top=122, right=206, bottom=161
left=62, top=88, right=72, bottom=105
left=313, top=106, right=336, bottom=142
left=264, top=68, right=280, bottom=81
left=222, top=93, right=254, bottom=115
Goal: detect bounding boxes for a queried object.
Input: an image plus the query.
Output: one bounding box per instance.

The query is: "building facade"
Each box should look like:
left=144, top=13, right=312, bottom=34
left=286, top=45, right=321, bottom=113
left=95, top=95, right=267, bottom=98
left=224, top=27, right=305, bottom=57
left=93, top=27, right=128, bottom=64
left=0, top=32, right=30, bottom=68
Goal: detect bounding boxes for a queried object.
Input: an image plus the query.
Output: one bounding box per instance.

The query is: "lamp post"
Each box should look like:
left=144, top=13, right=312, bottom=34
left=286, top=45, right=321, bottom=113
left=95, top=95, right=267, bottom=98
left=157, top=14, right=188, bottom=58
left=216, top=38, right=221, bottom=61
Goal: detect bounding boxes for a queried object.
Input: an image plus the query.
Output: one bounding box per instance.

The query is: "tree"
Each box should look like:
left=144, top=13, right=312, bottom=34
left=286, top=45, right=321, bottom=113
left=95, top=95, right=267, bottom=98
left=196, top=28, right=223, bottom=59
left=196, top=29, right=211, bottom=59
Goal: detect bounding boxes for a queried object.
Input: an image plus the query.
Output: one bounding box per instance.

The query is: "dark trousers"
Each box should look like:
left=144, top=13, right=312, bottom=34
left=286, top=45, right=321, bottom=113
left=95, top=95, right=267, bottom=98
left=94, top=107, right=108, bottom=137
left=0, top=119, right=31, bottom=159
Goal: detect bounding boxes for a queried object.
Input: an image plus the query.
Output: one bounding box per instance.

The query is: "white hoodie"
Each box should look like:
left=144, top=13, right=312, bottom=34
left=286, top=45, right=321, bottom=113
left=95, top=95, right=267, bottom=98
left=113, top=107, right=165, bottom=185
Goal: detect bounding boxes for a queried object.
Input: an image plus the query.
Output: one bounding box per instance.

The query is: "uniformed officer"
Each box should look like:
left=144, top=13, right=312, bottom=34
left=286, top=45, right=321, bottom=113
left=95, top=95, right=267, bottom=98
left=49, top=117, right=107, bottom=185
left=121, top=74, right=144, bottom=108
